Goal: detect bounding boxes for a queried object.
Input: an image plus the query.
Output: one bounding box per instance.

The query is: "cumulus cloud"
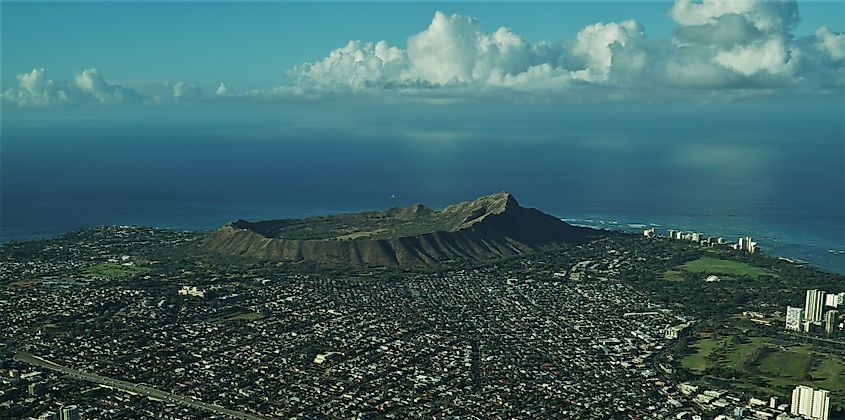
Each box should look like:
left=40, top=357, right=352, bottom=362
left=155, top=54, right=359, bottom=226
left=569, top=20, right=645, bottom=82
left=816, top=26, right=845, bottom=61
left=289, top=40, right=408, bottom=89
left=289, top=11, right=650, bottom=92
left=288, top=1, right=843, bottom=99
left=670, top=0, right=798, bottom=33
left=1, top=68, right=72, bottom=107
left=713, top=38, right=798, bottom=76
left=74, top=68, right=143, bottom=105
left=406, top=12, right=533, bottom=84
left=171, top=81, right=204, bottom=101
left=5, top=0, right=844, bottom=106
left=289, top=12, right=544, bottom=89
left=3, top=68, right=144, bottom=107
left=668, top=0, right=803, bottom=82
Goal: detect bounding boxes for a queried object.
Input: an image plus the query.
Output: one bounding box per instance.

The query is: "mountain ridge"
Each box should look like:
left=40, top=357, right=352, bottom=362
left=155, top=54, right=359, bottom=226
left=201, top=192, right=598, bottom=268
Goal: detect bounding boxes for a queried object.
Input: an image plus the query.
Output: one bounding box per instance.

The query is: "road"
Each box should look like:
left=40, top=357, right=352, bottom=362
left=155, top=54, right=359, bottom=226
left=14, top=352, right=268, bottom=420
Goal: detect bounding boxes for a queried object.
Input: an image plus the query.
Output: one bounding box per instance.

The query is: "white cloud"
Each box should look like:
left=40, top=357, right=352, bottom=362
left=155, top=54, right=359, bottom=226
left=287, top=3, right=841, bottom=98
left=569, top=20, right=644, bottom=82
left=673, top=13, right=763, bottom=47
left=2, top=68, right=71, bottom=107
left=406, top=12, right=481, bottom=84
left=667, top=0, right=811, bottom=81
left=492, top=64, right=572, bottom=90
left=171, top=81, right=204, bottom=101
left=289, top=11, right=637, bottom=91
left=3, top=67, right=144, bottom=107
left=73, top=68, right=142, bottom=105
left=5, top=0, right=843, bottom=107
left=816, top=26, right=845, bottom=61
left=290, top=3, right=817, bottom=98
left=290, top=12, right=539, bottom=89
left=714, top=38, right=798, bottom=76
left=670, top=0, right=798, bottom=34
left=289, top=40, right=408, bottom=89
left=405, top=11, right=532, bottom=85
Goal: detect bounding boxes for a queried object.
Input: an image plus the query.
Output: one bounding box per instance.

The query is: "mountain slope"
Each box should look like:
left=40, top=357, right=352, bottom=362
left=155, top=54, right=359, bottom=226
left=200, top=192, right=598, bottom=268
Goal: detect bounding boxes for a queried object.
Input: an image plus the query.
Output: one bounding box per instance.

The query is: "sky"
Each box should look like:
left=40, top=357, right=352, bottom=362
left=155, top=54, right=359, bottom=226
left=2, top=0, right=844, bottom=107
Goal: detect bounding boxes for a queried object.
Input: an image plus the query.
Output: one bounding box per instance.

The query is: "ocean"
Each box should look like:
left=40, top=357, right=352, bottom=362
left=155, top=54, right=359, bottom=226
left=2, top=101, right=844, bottom=273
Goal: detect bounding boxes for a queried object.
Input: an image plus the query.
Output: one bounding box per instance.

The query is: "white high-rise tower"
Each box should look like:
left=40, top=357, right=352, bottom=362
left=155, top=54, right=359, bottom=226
left=805, top=289, right=826, bottom=322
left=791, top=385, right=830, bottom=420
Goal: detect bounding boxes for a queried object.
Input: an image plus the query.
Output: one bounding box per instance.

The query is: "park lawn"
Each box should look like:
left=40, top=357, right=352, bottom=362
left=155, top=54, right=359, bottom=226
left=722, top=337, right=766, bottom=369
left=662, top=270, right=684, bottom=282
left=681, top=257, right=769, bottom=279
left=83, top=263, right=150, bottom=279
left=681, top=336, right=722, bottom=373
left=811, top=355, right=845, bottom=395
left=681, top=333, right=845, bottom=407
left=754, top=347, right=814, bottom=380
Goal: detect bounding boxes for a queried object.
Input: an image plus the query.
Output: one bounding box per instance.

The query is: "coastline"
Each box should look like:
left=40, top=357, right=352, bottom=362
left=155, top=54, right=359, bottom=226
left=561, top=215, right=845, bottom=275
left=2, top=213, right=843, bottom=275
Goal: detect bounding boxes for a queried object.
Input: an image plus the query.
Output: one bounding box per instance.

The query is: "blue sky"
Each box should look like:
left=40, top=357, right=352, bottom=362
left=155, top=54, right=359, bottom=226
left=2, top=0, right=844, bottom=105
left=2, top=2, right=699, bottom=89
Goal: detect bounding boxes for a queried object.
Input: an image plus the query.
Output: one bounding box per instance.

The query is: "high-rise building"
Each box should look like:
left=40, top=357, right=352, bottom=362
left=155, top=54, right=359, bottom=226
left=61, top=405, right=80, bottom=420
left=805, top=290, right=827, bottom=322
left=825, top=310, right=838, bottom=335
left=791, top=385, right=830, bottom=420
left=737, top=236, right=757, bottom=253
left=825, top=292, right=844, bottom=308
left=812, top=389, right=831, bottom=420
left=785, top=306, right=804, bottom=332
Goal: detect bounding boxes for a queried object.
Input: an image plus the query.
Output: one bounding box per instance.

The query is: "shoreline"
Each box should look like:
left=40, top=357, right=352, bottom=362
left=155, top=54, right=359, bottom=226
left=2, top=215, right=844, bottom=275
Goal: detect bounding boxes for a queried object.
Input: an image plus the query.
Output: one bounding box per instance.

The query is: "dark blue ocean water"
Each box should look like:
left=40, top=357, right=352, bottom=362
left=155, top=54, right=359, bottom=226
left=2, top=101, right=844, bottom=273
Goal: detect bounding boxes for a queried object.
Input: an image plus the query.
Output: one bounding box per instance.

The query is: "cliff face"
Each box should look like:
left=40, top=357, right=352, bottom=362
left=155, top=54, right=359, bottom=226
left=200, top=192, right=597, bottom=268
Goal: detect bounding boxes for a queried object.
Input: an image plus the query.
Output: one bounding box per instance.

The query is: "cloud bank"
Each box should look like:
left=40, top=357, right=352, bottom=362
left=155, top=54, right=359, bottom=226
left=3, top=0, right=843, bottom=107
left=289, top=0, right=844, bottom=98
left=0, top=68, right=230, bottom=107
left=2, top=68, right=145, bottom=107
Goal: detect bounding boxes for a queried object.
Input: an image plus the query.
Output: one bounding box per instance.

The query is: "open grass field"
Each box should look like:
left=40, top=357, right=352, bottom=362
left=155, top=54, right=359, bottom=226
left=722, top=337, right=766, bottom=368
left=662, top=270, right=684, bottom=282
left=754, top=348, right=814, bottom=380
left=681, top=334, right=720, bottom=373
left=681, top=257, right=769, bottom=279
left=813, top=356, right=845, bottom=394
left=83, top=263, right=150, bottom=279
left=680, top=333, right=845, bottom=404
